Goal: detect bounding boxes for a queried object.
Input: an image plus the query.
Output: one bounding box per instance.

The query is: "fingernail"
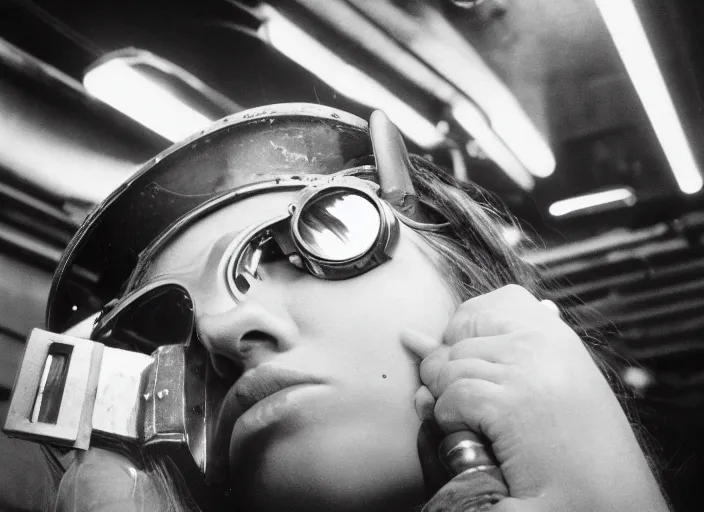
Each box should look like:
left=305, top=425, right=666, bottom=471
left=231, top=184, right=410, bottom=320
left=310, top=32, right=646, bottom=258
left=414, top=393, right=435, bottom=421
left=401, top=328, right=439, bottom=359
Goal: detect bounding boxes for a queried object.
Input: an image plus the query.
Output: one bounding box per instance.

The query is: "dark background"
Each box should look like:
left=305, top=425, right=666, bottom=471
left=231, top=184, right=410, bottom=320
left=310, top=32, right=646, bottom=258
left=2, top=0, right=704, bottom=510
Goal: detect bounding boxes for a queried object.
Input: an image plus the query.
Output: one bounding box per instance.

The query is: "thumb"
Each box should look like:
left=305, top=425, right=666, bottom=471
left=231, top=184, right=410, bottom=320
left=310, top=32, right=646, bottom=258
left=401, top=328, right=441, bottom=360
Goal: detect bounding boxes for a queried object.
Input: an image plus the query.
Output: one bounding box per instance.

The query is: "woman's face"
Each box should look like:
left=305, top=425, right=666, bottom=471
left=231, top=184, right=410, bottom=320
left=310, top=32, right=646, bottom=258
left=147, top=190, right=457, bottom=511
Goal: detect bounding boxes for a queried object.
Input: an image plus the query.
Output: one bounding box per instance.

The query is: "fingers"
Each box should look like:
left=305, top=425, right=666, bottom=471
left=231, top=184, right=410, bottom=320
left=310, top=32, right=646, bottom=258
left=435, top=359, right=506, bottom=396
left=411, top=354, right=505, bottom=438
left=414, top=385, right=436, bottom=420
left=403, top=286, right=561, bottom=433
left=419, top=345, right=450, bottom=390
left=443, top=307, right=516, bottom=345
left=443, top=285, right=560, bottom=345
left=401, top=327, right=441, bottom=360
left=434, top=378, right=502, bottom=435
left=447, top=336, right=511, bottom=364
left=402, top=288, right=559, bottom=362
left=405, top=331, right=513, bottom=398
left=421, top=347, right=508, bottom=402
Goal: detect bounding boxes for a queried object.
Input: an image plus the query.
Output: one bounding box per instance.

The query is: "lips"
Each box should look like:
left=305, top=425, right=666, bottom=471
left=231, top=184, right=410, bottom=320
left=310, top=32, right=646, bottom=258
left=209, top=364, right=327, bottom=469
left=233, top=365, right=325, bottom=410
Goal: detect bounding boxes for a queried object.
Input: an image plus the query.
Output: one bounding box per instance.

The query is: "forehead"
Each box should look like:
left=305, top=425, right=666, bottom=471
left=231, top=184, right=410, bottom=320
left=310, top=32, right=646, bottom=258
left=151, top=190, right=298, bottom=273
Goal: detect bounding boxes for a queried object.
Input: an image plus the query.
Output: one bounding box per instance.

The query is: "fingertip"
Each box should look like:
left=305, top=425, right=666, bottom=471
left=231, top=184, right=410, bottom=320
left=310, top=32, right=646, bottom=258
left=414, top=385, right=437, bottom=421
left=401, top=328, right=439, bottom=359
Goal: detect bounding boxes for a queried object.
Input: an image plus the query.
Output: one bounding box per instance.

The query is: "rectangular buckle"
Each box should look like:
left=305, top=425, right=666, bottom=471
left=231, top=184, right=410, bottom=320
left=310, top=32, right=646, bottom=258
left=3, top=329, right=104, bottom=450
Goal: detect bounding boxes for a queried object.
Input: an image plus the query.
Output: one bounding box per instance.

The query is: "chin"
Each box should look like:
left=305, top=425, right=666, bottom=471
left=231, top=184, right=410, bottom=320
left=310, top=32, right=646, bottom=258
left=229, top=421, right=426, bottom=512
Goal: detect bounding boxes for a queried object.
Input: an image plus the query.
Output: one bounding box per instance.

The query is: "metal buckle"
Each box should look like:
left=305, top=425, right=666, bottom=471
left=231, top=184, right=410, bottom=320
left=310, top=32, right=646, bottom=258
left=3, top=329, right=155, bottom=449
left=3, top=329, right=223, bottom=508
left=3, top=329, right=104, bottom=449
left=3, top=329, right=211, bottom=483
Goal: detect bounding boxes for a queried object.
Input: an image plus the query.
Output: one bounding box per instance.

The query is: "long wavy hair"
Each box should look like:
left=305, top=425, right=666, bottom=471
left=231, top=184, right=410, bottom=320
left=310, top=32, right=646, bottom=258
left=52, top=155, right=658, bottom=511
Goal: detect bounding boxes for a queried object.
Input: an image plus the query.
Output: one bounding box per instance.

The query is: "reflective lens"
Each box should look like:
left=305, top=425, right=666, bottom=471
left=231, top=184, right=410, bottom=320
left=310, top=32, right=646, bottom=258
left=232, top=233, right=283, bottom=295
left=232, top=237, right=261, bottom=294
left=297, top=191, right=380, bottom=262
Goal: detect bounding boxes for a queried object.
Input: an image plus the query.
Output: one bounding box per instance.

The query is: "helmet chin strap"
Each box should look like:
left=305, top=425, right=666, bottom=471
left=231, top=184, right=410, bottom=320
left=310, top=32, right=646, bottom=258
left=370, top=110, right=437, bottom=225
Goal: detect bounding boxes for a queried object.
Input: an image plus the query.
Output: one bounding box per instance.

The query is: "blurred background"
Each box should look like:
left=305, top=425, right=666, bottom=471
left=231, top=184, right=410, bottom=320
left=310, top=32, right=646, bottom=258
left=1, top=0, right=704, bottom=509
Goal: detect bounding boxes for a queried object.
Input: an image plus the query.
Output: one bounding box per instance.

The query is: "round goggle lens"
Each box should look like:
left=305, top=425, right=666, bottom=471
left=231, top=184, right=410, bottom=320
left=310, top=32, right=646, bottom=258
left=297, top=190, right=380, bottom=262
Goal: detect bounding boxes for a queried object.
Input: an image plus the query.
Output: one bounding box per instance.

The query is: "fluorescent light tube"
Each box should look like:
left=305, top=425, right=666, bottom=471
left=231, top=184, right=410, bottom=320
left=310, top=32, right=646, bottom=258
left=259, top=8, right=444, bottom=149
left=549, top=188, right=636, bottom=217
left=452, top=101, right=534, bottom=190
left=380, top=2, right=555, bottom=178
left=492, top=116, right=555, bottom=178
left=595, top=0, right=703, bottom=194
left=84, top=60, right=213, bottom=142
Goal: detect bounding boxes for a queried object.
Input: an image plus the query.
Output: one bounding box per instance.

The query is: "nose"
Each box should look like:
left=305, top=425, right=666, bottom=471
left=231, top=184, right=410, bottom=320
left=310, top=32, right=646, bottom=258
left=197, top=295, right=300, bottom=377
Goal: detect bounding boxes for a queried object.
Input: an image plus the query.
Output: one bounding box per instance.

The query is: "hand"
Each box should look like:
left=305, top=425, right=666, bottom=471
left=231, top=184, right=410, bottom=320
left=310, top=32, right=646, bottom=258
left=55, top=447, right=162, bottom=512
left=403, top=285, right=668, bottom=511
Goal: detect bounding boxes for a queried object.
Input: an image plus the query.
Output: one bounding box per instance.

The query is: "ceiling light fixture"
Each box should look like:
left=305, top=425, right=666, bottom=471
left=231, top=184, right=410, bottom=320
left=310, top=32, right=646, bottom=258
left=548, top=188, right=636, bottom=217
left=452, top=101, right=534, bottom=190
left=395, top=3, right=555, bottom=178
left=595, top=0, right=703, bottom=194
left=490, top=116, right=555, bottom=179
left=258, top=7, right=445, bottom=149
left=450, top=0, right=485, bottom=7
left=84, top=59, right=214, bottom=143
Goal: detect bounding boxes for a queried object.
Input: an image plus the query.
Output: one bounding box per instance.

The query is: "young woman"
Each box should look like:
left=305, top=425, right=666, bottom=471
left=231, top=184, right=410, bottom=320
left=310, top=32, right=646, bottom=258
left=39, top=104, right=668, bottom=512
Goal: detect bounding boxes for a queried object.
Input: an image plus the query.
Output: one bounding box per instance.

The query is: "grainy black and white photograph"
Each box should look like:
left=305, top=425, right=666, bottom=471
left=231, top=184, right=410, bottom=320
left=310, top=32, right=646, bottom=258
left=0, top=0, right=702, bottom=511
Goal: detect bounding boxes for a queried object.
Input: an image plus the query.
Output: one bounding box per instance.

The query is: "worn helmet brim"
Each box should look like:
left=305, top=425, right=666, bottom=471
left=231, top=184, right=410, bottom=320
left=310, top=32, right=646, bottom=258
left=47, top=103, right=372, bottom=332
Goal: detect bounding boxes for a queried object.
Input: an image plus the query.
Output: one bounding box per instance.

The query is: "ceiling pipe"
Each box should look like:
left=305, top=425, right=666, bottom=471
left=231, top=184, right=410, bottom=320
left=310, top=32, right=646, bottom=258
left=261, top=0, right=458, bottom=105
left=0, top=39, right=169, bottom=204
left=347, top=0, right=554, bottom=179
left=265, top=0, right=547, bottom=189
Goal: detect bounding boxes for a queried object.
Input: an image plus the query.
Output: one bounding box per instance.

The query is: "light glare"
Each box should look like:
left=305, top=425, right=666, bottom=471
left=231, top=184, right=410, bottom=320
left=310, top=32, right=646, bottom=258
left=260, top=11, right=444, bottom=149
left=493, top=116, right=556, bottom=178
left=452, top=101, right=534, bottom=190
left=84, top=60, right=213, bottom=142
left=595, top=0, right=703, bottom=194
left=501, top=225, right=523, bottom=247
left=403, top=4, right=555, bottom=177
left=549, top=188, right=636, bottom=217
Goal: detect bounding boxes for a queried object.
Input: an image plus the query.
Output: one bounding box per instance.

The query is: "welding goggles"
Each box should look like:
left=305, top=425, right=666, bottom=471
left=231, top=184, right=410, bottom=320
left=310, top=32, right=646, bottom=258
left=95, top=165, right=450, bottom=345
left=4, top=106, right=452, bottom=508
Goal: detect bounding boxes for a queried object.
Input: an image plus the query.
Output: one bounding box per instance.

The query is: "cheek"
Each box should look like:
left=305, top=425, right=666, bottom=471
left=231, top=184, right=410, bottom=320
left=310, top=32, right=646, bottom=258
left=354, top=233, right=456, bottom=341
left=287, top=233, right=455, bottom=380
